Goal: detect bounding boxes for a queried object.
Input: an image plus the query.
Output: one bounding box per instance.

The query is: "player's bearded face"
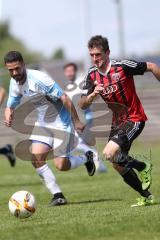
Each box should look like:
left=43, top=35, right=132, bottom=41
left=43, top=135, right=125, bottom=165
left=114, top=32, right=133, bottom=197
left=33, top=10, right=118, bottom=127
left=6, top=61, right=26, bottom=84
left=89, top=47, right=109, bottom=69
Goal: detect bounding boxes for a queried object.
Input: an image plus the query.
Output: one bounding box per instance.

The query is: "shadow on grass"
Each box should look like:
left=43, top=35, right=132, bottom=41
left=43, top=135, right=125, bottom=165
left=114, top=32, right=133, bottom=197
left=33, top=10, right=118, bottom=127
left=68, top=198, right=123, bottom=205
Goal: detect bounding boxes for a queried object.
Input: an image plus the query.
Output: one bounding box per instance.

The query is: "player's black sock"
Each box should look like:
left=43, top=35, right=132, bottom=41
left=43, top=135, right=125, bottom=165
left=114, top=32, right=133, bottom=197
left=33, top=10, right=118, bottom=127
left=126, top=156, right=146, bottom=171
left=122, top=169, right=151, bottom=197
left=0, top=146, right=9, bottom=155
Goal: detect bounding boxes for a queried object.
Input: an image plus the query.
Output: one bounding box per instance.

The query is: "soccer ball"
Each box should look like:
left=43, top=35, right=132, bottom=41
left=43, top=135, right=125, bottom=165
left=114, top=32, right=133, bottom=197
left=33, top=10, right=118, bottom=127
left=8, top=190, right=36, bottom=218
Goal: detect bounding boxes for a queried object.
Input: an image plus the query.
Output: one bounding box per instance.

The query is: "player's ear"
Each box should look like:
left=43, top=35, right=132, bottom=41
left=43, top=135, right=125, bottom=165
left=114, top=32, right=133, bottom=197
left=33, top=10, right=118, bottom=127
left=22, top=62, right=26, bottom=69
left=106, top=49, right=110, bottom=56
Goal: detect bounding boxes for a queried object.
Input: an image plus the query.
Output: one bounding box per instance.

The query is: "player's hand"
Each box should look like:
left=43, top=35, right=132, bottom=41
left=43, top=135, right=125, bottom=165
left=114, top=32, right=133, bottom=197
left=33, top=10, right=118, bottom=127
left=4, top=107, right=14, bottom=127
left=74, top=120, right=85, bottom=133
left=93, top=82, right=105, bottom=95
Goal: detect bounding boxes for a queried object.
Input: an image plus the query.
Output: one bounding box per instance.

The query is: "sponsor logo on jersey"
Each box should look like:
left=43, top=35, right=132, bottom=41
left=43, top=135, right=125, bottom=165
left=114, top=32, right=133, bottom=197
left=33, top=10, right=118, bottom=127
left=101, top=84, right=118, bottom=96
left=112, top=73, right=120, bottom=81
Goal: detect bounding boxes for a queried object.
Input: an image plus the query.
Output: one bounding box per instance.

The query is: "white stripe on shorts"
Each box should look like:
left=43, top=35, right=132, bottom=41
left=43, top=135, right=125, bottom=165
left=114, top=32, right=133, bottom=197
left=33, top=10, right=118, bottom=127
left=127, top=122, right=140, bottom=140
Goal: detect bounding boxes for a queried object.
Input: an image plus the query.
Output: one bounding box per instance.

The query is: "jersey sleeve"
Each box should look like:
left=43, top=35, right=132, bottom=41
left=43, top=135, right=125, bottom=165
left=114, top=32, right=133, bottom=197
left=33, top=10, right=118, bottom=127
left=46, top=82, right=64, bottom=101
left=34, top=71, right=64, bottom=102
left=6, top=79, right=22, bottom=108
left=121, top=60, right=147, bottom=75
left=81, top=71, right=95, bottom=96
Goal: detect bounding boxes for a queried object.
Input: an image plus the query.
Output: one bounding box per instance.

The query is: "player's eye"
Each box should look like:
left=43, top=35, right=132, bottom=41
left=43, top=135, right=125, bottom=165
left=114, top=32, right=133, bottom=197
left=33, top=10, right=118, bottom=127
left=15, top=67, right=20, bottom=71
left=90, top=53, right=101, bottom=57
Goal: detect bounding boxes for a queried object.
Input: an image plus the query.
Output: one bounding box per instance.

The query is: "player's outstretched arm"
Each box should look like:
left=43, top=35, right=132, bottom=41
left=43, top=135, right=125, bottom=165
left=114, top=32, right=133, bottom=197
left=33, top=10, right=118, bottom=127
left=0, top=87, right=6, bottom=106
left=60, top=94, right=85, bottom=133
left=146, top=62, right=160, bottom=81
left=79, top=83, right=104, bottom=110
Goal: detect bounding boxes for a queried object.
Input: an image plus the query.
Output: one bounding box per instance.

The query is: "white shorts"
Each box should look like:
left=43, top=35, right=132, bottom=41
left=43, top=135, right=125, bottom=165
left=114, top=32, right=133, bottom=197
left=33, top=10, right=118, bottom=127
left=29, top=121, right=79, bottom=157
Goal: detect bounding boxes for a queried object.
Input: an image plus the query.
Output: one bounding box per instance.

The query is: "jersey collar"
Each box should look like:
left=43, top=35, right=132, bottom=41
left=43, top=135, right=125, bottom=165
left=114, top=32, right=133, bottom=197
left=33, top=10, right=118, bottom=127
left=97, top=60, right=112, bottom=76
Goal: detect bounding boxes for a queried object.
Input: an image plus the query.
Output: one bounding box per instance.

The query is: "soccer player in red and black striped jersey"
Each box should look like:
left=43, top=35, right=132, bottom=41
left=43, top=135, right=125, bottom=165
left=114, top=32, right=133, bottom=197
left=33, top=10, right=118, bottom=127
left=79, top=35, right=160, bottom=207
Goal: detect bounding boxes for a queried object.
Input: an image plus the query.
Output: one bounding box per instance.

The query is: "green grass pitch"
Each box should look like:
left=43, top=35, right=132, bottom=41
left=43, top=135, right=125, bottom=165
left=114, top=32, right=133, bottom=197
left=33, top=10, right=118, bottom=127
left=0, top=141, right=160, bottom=240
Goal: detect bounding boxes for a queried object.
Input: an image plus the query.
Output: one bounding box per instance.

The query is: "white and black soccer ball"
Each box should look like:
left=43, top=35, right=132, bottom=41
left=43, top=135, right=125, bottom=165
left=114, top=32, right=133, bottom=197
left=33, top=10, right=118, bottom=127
left=8, top=190, right=36, bottom=218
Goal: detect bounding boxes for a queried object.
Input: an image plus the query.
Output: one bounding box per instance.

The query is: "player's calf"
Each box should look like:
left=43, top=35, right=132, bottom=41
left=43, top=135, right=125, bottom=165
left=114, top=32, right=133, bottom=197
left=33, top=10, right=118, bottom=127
left=54, top=152, right=96, bottom=176
left=35, top=163, right=67, bottom=206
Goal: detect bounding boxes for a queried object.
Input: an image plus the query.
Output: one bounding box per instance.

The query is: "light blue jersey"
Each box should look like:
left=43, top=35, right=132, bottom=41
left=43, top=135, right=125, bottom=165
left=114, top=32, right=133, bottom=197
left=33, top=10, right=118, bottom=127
left=65, top=76, right=93, bottom=124
left=7, top=69, right=71, bottom=127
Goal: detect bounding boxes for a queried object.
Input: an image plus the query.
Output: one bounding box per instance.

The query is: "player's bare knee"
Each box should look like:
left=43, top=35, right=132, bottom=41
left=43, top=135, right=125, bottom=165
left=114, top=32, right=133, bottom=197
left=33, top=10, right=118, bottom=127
left=103, top=149, right=115, bottom=162
left=55, top=162, right=65, bottom=171
left=105, top=153, right=113, bottom=162
left=103, top=141, right=120, bottom=162
left=32, top=159, right=45, bottom=168
left=54, top=157, right=70, bottom=171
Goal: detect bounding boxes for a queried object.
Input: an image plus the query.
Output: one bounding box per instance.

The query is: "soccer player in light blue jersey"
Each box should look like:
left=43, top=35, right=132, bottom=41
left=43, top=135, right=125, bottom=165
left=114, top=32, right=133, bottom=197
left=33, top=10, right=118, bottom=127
left=4, top=51, right=96, bottom=206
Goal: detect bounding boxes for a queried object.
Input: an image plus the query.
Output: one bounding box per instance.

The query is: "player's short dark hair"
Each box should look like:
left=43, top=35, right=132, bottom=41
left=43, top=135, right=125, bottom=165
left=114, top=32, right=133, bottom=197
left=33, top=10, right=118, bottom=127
left=88, top=35, right=110, bottom=52
left=63, top=62, right=78, bottom=71
left=4, top=51, right=24, bottom=64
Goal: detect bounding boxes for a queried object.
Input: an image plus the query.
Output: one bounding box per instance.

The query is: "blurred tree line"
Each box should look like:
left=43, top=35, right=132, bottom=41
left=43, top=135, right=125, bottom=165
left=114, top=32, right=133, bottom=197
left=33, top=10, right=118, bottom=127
left=0, top=21, right=44, bottom=89
left=0, top=21, right=65, bottom=90
left=0, top=21, right=44, bottom=68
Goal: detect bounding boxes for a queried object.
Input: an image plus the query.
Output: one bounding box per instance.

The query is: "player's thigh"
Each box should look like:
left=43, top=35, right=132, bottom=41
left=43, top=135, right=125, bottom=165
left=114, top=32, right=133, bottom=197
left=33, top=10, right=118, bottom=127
left=31, top=142, right=51, bottom=167
left=103, top=140, right=120, bottom=160
left=54, top=156, right=70, bottom=171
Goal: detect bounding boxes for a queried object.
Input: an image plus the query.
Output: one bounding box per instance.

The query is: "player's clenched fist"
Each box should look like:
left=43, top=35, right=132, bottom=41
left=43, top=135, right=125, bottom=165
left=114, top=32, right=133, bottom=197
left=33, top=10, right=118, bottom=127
left=4, top=107, right=14, bottom=127
left=93, top=82, right=104, bottom=96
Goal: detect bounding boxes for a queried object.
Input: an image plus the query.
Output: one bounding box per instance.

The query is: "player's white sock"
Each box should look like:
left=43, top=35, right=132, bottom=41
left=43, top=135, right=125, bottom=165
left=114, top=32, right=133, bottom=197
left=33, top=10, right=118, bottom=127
left=76, top=140, right=99, bottom=160
left=76, top=139, right=107, bottom=173
left=69, top=155, right=87, bottom=169
left=69, top=138, right=97, bottom=169
left=36, top=164, right=61, bottom=195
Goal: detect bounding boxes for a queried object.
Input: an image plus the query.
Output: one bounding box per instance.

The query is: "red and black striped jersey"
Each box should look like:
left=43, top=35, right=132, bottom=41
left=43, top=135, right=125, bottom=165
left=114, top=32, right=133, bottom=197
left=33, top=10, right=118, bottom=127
left=82, top=59, right=148, bottom=125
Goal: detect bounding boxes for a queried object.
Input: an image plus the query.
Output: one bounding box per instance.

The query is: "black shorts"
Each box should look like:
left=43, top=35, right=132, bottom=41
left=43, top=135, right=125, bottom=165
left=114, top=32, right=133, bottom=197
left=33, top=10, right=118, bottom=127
left=108, top=121, right=145, bottom=153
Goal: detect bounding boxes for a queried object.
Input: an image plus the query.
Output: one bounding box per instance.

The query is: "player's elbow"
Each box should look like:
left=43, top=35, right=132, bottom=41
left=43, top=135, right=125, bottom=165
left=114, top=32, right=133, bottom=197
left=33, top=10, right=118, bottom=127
left=78, top=97, right=88, bottom=110
left=78, top=101, right=85, bottom=110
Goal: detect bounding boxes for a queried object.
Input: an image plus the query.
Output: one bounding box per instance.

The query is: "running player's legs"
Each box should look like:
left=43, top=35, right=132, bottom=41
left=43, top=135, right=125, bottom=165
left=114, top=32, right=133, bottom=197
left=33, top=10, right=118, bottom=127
left=31, top=141, right=67, bottom=206
left=104, top=121, right=146, bottom=166
left=30, top=124, right=96, bottom=206
left=54, top=156, right=71, bottom=170
left=30, top=123, right=96, bottom=175
left=71, top=130, right=107, bottom=173
left=0, top=144, right=16, bottom=167
left=103, top=140, right=122, bottom=172
left=103, top=121, right=153, bottom=204
left=31, top=141, right=50, bottom=168
left=53, top=135, right=96, bottom=176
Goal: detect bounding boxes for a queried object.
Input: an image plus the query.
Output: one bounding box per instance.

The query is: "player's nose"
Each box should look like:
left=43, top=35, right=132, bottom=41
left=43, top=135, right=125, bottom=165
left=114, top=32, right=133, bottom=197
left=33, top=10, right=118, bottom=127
left=93, top=55, right=97, bottom=61
left=13, top=70, right=18, bottom=75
